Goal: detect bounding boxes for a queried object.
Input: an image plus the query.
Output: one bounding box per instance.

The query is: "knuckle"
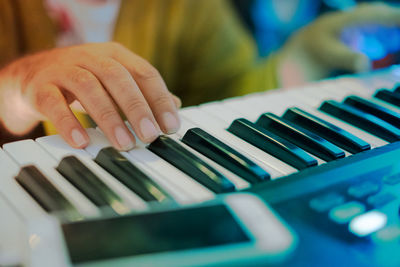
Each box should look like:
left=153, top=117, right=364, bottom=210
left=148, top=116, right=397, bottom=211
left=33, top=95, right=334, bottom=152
left=34, top=89, right=61, bottom=110
left=70, top=69, right=97, bottom=89
left=125, top=98, right=147, bottom=115
left=21, top=70, right=37, bottom=90
left=118, top=78, right=136, bottom=92
left=152, top=93, right=173, bottom=108
left=54, top=112, right=74, bottom=127
left=134, top=63, right=160, bottom=81
left=98, top=108, right=118, bottom=122
left=98, top=59, right=123, bottom=80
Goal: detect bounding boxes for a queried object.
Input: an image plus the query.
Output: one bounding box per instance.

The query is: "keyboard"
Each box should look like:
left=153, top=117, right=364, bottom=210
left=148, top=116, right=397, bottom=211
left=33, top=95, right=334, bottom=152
left=1, top=66, right=400, bottom=266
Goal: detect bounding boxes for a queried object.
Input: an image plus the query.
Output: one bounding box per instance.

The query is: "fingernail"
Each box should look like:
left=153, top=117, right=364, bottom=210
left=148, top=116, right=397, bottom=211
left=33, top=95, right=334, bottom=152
left=139, top=118, right=159, bottom=142
left=115, top=126, right=134, bottom=151
left=162, top=112, right=180, bottom=134
left=71, top=129, right=88, bottom=147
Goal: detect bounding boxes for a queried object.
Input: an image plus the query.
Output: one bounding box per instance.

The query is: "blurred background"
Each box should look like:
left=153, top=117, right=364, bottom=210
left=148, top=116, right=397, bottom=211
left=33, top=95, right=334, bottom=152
left=231, top=0, right=400, bottom=70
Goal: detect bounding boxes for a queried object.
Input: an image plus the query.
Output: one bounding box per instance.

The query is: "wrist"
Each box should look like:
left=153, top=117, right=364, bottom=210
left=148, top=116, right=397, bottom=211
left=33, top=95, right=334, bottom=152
left=0, top=63, right=42, bottom=135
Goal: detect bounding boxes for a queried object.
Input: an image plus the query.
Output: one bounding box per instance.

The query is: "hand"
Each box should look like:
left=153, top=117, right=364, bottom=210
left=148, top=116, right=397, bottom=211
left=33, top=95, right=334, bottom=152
left=278, top=3, right=400, bottom=87
left=0, top=42, right=181, bottom=150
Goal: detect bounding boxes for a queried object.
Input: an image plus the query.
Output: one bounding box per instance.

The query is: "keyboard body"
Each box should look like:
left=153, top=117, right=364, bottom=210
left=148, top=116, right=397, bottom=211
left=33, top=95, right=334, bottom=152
left=1, top=66, right=400, bottom=266
left=251, top=141, right=400, bottom=267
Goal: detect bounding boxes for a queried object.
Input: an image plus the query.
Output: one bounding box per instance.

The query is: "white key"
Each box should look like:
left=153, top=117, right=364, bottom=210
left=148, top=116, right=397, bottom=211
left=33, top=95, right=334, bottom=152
left=36, top=135, right=148, bottom=212
left=85, top=128, right=214, bottom=204
left=199, top=101, right=244, bottom=126
left=180, top=107, right=296, bottom=177
left=0, top=194, right=25, bottom=267
left=3, top=140, right=100, bottom=218
left=0, top=149, right=45, bottom=220
left=323, top=79, right=371, bottom=98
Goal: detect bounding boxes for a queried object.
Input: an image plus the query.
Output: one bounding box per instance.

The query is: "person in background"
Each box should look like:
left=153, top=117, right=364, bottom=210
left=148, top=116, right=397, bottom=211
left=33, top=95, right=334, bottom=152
left=0, top=0, right=399, bottom=150
left=234, top=0, right=400, bottom=68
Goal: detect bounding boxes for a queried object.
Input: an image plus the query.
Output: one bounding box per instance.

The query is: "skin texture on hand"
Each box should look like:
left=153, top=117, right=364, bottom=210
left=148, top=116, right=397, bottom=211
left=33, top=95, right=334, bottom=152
left=0, top=42, right=181, bottom=150
left=278, top=3, right=400, bottom=88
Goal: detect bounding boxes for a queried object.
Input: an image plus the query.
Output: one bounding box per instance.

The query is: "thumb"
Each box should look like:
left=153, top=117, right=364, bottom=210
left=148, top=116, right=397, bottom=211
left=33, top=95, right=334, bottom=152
left=321, top=40, right=371, bottom=73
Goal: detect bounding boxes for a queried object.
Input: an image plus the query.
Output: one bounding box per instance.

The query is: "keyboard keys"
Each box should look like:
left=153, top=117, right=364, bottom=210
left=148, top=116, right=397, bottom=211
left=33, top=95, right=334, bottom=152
left=172, top=133, right=250, bottom=190
left=256, top=113, right=345, bottom=162
left=37, top=134, right=149, bottom=212
left=180, top=108, right=294, bottom=177
left=227, top=118, right=317, bottom=170
left=15, top=165, right=81, bottom=220
left=383, top=174, right=400, bottom=185
left=309, top=193, right=346, bottom=213
left=349, top=211, right=387, bottom=237
left=374, top=225, right=400, bottom=243
left=285, top=91, right=388, bottom=148
left=320, top=100, right=400, bottom=142
left=3, top=140, right=100, bottom=217
left=283, top=107, right=370, bottom=154
left=57, top=156, right=127, bottom=213
left=82, top=126, right=216, bottom=204
left=181, top=127, right=270, bottom=184
left=95, top=147, right=170, bottom=203
left=148, top=135, right=235, bottom=193
left=347, top=181, right=381, bottom=199
left=344, top=96, right=400, bottom=129
left=367, top=193, right=396, bottom=208
left=0, top=149, right=48, bottom=220
left=374, top=89, right=400, bottom=107
left=328, top=201, right=366, bottom=224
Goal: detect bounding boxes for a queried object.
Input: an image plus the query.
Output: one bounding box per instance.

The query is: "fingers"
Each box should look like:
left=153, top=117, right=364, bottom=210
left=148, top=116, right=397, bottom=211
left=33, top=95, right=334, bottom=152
left=342, top=3, right=400, bottom=26
left=55, top=66, right=136, bottom=151
left=77, top=57, right=161, bottom=143
left=33, top=83, right=89, bottom=148
left=37, top=43, right=181, bottom=149
left=108, top=43, right=181, bottom=134
left=298, top=3, right=400, bottom=75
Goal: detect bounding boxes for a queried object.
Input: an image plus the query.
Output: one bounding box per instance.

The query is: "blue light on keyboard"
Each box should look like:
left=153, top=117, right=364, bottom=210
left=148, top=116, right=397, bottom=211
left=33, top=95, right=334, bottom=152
left=349, top=210, right=387, bottom=237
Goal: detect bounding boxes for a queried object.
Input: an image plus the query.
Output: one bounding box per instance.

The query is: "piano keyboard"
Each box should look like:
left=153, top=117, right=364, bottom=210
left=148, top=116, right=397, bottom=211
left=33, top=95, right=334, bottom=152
left=1, top=66, right=400, bottom=266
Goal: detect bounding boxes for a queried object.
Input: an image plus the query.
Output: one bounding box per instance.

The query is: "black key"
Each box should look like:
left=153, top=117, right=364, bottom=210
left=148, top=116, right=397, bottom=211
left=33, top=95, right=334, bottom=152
left=95, top=147, right=170, bottom=203
left=227, top=118, right=317, bottom=170
left=374, top=89, right=400, bottom=107
left=15, top=165, right=81, bottom=220
left=319, top=100, right=400, bottom=143
left=181, top=127, right=270, bottom=184
left=57, top=156, right=124, bottom=210
left=148, top=135, right=235, bottom=193
left=344, top=95, right=400, bottom=129
left=256, top=113, right=345, bottom=162
left=283, top=107, right=370, bottom=154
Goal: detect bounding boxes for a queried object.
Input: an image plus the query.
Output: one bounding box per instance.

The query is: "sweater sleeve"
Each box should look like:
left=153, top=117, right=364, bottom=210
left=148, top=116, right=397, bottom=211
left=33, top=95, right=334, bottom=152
left=0, top=0, right=22, bottom=67
left=174, top=0, right=279, bottom=106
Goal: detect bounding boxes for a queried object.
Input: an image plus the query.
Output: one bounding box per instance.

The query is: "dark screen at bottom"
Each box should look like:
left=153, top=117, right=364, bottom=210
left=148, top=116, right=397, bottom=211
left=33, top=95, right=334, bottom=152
left=62, top=204, right=250, bottom=263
